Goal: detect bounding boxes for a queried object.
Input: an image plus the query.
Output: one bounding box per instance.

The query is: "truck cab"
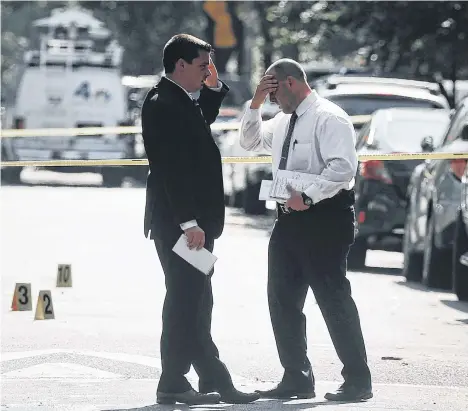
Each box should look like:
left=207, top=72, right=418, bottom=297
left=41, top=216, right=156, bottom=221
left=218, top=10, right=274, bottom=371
left=2, top=6, right=133, bottom=187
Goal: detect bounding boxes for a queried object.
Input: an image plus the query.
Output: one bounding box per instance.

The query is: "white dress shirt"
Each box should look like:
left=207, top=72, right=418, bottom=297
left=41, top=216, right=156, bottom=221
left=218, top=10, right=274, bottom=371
left=239, top=91, right=358, bottom=204
left=164, top=76, right=223, bottom=230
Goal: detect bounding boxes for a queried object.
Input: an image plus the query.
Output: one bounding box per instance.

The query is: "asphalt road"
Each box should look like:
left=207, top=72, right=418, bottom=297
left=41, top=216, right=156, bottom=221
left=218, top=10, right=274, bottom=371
left=1, top=175, right=468, bottom=411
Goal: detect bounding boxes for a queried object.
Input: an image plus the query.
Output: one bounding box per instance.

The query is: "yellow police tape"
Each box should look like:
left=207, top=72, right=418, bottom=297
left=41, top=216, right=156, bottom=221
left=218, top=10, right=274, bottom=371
left=1, top=118, right=468, bottom=165
left=2, top=152, right=468, bottom=167
left=0, top=123, right=240, bottom=138
left=0, top=116, right=372, bottom=138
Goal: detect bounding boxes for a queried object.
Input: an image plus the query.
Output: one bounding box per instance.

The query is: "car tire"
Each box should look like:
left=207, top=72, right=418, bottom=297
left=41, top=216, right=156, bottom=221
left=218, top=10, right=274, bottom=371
left=347, top=238, right=367, bottom=271
left=127, top=165, right=149, bottom=185
left=243, top=180, right=266, bottom=215
left=225, top=190, right=243, bottom=208
left=452, top=213, right=468, bottom=302
left=1, top=166, right=22, bottom=185
left=101, top=167, right=124, bottom=188
left=422, top=213, right=452, bottom=290
left=402, top=219, right=423, bottom=282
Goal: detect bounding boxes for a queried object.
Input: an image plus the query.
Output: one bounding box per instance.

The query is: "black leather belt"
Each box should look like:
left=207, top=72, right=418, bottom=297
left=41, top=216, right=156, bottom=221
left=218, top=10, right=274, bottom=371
left=277, top=189, right=355, bottom=216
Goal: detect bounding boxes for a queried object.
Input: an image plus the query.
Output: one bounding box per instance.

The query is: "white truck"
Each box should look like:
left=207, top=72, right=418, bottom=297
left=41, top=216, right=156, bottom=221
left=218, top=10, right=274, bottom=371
left=1, top=6, right=134, bottom=186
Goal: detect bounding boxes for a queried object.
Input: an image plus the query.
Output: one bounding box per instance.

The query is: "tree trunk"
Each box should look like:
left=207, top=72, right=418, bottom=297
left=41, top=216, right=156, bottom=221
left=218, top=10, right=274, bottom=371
left=254, top=2, right=272, bottom=71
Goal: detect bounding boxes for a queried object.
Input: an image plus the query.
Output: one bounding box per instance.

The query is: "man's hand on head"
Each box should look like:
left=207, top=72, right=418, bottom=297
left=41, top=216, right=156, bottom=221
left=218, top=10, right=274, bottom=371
left=251, top=75, right=278, bottom=109
left=204, top=59, right=219, bottom=88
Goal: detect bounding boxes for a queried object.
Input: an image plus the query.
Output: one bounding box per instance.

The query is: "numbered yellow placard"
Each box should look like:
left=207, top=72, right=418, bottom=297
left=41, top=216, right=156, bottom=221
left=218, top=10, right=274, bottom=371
left=56, top=264, right=72, bottom=287
left=11, top=283, right=32, bottom=311
left=34, top=290, right=55, bottom=320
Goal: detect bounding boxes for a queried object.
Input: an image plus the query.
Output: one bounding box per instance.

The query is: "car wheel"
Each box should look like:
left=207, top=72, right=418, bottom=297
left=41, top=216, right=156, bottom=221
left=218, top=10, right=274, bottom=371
left=101, top=167, right=124, bottom=188
left=1, top=166, right=22, bottom=185
left=422, top=213, right=452, bottom=289
left=225, top=190, right=243, bottom=208
left=402, top=218, right=423, bottom=282
left=452, top=213, right=468, bottom=302
left=347, top=238, right=367, bottom=271
left=243, top=180, right=266, bottom=215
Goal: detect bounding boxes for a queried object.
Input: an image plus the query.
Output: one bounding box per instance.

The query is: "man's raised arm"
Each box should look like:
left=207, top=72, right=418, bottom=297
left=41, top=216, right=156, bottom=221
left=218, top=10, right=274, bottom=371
left=239, top=75, right=279, bottom=152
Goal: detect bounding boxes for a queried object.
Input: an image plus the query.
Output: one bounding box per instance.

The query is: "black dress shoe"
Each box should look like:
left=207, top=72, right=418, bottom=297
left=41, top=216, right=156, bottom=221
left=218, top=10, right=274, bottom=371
left=255, top=383, right=315, bottom=399
left=324, top=383, right=373, bottom=401
left=200, top=386, right=260, bottom=404
left=156, top=389, right=221, bottom=405
left=219, top=387, right=260, bottom=404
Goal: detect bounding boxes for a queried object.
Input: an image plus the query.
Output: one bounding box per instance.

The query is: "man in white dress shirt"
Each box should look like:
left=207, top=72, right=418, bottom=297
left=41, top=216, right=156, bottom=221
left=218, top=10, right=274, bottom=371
left=240, top=58, right=372, bottom=402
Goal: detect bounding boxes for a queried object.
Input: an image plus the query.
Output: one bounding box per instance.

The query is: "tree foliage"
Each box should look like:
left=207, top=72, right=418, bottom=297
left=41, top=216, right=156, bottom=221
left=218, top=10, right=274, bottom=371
left=2, top=0, right=468, bottom=103
left=260, top=1, right=468, bottom=78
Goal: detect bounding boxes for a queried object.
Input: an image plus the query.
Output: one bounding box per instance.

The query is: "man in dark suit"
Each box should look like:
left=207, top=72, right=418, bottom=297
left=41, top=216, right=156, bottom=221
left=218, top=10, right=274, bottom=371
left=141, top=34, right=260, bottom=406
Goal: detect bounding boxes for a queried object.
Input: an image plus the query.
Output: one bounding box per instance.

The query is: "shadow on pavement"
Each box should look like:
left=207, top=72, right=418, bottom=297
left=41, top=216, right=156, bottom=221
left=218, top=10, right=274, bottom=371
left=352, top=266, right=402, bottom=276
left=104, top=397, right=371, bottom=410
left=394, top=280, right=453, bottom=294
left=440, top=299, right=468, bottom=314
left=2, top=181, right=102, bottom=188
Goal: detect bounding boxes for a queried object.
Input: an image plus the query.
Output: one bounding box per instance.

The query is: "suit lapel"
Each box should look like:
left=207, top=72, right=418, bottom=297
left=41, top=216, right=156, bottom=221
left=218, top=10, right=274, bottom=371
left=157, top=77, right=215, bottom=142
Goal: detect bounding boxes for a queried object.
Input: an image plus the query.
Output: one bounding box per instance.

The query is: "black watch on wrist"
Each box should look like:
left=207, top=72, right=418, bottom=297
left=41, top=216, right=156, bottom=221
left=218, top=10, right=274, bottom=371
left=301, top=192, right=313, bottom=206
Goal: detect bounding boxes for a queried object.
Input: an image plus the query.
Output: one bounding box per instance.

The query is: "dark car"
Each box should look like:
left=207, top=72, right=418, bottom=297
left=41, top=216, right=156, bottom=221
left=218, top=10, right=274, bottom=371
left=403, top=97, right=468, bottom=289
left=348, top=108, right=451, bottom=270
left=452, top=154, right=468, bottom=302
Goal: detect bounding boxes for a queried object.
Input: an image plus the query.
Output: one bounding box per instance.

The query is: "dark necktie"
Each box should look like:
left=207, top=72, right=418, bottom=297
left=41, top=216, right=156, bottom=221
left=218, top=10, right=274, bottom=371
left=278, top=111, right=298, bottom=170
left=193, top=99, right=205, bottom=122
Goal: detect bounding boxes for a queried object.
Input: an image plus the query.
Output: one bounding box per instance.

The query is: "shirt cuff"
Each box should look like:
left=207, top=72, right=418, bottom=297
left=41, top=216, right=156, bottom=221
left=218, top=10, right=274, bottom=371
left=180, top=220, right=198, bottom=230
left=303, top=184, right=321, bottom=204
left=208, top=80, right=223, bottom=91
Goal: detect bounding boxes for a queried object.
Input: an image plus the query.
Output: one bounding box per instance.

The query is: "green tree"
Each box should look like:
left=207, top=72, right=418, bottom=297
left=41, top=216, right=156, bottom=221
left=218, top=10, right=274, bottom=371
left=1, top=1, right=68, bottom=102
left=80, top=1, right=205, bottom=75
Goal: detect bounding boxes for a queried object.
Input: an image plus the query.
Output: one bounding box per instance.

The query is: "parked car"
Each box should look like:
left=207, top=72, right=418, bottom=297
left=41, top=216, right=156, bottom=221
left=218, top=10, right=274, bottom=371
left=452, top=159, right=468, bottom=301
left=348, top=107, right=451, bottom=269
left=403, top=97, right=468, bottom=288
left=211, top=106, right=242, bottom=143
left=315, top=75, right=451, bottom=132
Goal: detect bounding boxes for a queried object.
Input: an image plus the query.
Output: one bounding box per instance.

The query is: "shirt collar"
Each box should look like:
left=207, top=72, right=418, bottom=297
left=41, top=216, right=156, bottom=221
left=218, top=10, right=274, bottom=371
left=295, top=90, right=318, bottom=117
left=164, top=76, right=196, bottom=100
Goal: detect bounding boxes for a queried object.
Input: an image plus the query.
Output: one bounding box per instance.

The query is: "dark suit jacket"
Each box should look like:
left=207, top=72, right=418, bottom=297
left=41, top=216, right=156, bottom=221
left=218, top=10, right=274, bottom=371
left=141, top=77, right=229, bottom=243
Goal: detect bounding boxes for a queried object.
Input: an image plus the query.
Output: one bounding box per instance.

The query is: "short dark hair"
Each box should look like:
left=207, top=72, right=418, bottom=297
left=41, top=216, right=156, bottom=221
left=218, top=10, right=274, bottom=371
left=163, top=34, right=213, bottom=73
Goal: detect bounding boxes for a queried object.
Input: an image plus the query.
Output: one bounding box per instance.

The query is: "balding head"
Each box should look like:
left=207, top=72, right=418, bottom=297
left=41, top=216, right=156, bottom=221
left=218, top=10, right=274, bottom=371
left=266, top=58, right=307, bottom=83
left=264, top=58, right=311, bottom=114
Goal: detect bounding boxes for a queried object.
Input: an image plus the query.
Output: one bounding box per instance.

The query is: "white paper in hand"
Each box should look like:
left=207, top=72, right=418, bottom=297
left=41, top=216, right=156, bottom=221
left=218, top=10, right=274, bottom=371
left=259, top=180, right=286, bottom=203
left=269, top=170, right=317, bottom=200
left=172, top=234, right=217, bottom=275
left=259, top=180, right=273, bottom=200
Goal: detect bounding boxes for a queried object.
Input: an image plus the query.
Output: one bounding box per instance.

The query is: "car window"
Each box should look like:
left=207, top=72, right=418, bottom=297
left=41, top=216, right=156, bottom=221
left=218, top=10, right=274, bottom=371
left=372, top=117, right=450, bottom=152
left=441, top=101, right=468, bottom=146
left=326, top=95, right=442, bottom=116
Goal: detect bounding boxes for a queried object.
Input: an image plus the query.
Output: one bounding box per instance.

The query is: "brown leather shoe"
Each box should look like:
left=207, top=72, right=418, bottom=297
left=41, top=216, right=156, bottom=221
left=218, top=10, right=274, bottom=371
left=156, top=389, right=221, bottom=405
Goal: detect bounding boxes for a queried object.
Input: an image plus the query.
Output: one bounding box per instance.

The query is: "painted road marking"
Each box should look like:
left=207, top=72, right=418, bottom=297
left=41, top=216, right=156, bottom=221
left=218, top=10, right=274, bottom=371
left=2, top=349, right=468, bottom=392
left=3, top=362, right=123, bottom=379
